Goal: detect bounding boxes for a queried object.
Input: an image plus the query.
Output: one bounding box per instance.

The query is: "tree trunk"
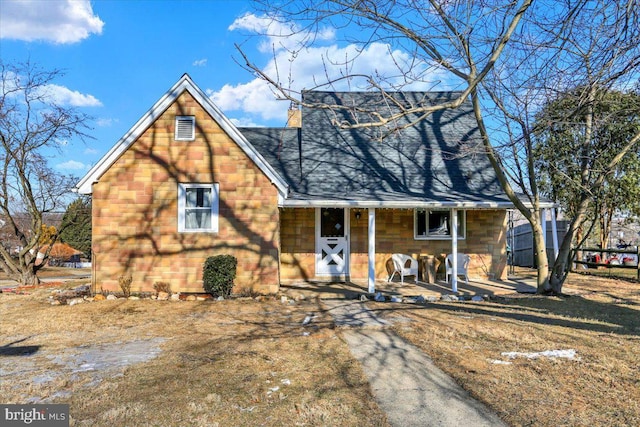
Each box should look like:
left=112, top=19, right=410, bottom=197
left=549, top=198, right=591, bottom=293
left=549, top=229, right=575, bottom=294
left=531, top=218, right=552, bottom=293
left=574, top=224, right=584, bottom=270
left=18, top=267, right=40, bottom=287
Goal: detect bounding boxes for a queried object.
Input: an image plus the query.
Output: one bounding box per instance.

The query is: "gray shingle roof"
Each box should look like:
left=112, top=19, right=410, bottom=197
left=241, top=90, right=511, bottom=207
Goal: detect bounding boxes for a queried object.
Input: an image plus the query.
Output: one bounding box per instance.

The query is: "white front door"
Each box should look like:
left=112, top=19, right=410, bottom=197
left=316, top=208, right=349, bottom=276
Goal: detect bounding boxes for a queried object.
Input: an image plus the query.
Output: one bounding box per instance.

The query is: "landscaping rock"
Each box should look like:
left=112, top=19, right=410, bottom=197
left=374, top=292, right=386, bottom=302
left=216, top=296, right=224, bottom=301
left=68, top=298, right=84, bottom=306
left=471, top=295, right=484, bottom=302
left=106, top=294, right=118, bottom=300
left=74, top=284, right=91, bottom=294
left=157, top=291, right=169, bottom=301
left=360, top=294, right=369, bottom=301
left=128, top=296, right=140, bottom=300
left=170, top=293, right=181, bottom=301
left=440, top=294, right=459, bottom=302
left=185, top=295, right=196, bottom=301
left=94, top=294, right=106, bottom=301
left=51, top=284, right=92, bottom=304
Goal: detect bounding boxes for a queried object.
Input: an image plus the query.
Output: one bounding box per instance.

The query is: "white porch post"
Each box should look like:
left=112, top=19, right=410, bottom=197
left=451, top=208, right=458, bottom=293
left=368, top=208, right=376, bottom=293
left=541, top=208, right=548, bottom=250
left=551, top=207, right=559, bottom=261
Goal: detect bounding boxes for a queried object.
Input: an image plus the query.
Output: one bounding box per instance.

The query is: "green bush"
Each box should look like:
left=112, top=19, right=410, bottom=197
left=203, top=255, right=237, bottom=297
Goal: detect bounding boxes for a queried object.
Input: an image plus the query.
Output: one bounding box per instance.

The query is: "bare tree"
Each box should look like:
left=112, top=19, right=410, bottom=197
left=476, top=0, right=640, bottom=293
left=238, top=0, right=640, bottom=293
left=0, top=61, right=90, bottom=285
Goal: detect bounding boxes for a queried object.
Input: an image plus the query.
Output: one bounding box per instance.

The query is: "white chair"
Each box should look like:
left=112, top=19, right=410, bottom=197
left=445, top=253, right=470, bottom=284
left=388, top=254, right=419, bottom=284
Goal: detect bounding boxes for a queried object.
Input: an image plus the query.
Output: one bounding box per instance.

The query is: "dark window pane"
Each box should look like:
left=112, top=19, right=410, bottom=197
left=321, top=208, right=344, bottom=237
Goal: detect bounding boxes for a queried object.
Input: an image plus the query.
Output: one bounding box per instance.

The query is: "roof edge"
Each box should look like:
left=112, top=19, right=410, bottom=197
left=279, top=199, right=555, bottom=209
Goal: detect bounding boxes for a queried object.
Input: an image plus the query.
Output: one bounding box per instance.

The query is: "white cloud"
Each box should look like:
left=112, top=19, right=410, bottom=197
left=193, top=58, right=208, bottom=67
left=213, top=14, right=458, bottom=123
left=56, top=160, right=88, bottom=171
left=229, top=13, right=334, bottom=54
left=0, top=0, right=104, bottom=44
left=42, top=84, right=102, bottom=107
left=83, top=147, right=99, bottom=155
left=96, top=118, right=115, bottom=127
left=229, top=117, right=264, bottom=127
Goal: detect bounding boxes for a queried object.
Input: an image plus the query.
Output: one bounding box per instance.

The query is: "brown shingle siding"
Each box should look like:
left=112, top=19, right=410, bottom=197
left=92, top=91, right=280, bottom=294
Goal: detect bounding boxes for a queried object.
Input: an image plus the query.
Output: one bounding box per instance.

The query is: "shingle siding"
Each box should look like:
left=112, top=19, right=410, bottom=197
left=92, top=91, right=280, bottom=294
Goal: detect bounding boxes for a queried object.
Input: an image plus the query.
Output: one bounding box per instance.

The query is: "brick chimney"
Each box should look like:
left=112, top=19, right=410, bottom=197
left=287, top=105, right=302, bottom=128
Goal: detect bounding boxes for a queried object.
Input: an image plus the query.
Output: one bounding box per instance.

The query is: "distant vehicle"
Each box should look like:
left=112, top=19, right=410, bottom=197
left=606, top=255, right=621, bottom=265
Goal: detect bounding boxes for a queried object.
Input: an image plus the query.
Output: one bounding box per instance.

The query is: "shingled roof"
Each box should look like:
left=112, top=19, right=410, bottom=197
left=241, top=90, right=512, bottom=208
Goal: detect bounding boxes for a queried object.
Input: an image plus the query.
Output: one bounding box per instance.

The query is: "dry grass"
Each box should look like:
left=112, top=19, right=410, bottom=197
left=372, top=272, right=640, bottom=427
left=0, top=284, right=387, bottom=427
left=3, top=269, right=640, bottom=426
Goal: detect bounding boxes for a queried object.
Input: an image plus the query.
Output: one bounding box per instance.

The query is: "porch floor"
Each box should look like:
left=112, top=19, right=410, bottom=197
left=280, top=270, right=538, bottom=300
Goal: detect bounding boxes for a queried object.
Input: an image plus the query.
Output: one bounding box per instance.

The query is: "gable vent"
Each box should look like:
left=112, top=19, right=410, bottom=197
left=175, top=116, right=195, bottom=141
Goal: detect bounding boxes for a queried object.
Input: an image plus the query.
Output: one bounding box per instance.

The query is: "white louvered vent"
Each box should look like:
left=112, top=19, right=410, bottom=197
left=175, top=116, right=195, bottom=141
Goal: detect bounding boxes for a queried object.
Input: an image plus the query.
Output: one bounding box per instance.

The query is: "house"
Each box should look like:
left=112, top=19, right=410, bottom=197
left=37, top=242, right=84, bottom=266
left=76, top=74, right=548, bottom=294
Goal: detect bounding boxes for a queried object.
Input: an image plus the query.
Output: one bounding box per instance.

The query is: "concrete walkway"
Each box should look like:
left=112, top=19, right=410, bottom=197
left=322, top=299, right=507, bottom=427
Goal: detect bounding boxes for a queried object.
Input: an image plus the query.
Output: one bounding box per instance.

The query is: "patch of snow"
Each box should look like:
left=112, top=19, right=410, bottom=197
left=501, top=349, right=579, bottom=360
left=488, top=359, right=513, bottom=365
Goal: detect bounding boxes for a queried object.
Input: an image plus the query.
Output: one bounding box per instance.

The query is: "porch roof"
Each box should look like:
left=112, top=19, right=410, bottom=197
left=242, top=91, right=552, bottom=210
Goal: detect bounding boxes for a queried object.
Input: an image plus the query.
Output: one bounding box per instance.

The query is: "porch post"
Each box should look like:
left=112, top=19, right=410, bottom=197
left=451, top=208, right=458, bottom=293
left=368, top=208, right=376, bottom=293
left=551, top=207, right=559, bottom=262
left=541, top=208, right=548, bottom=249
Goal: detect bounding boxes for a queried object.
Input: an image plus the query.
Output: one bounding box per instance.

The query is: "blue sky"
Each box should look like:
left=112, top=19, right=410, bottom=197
left=0, top=0, right=455, bottom=178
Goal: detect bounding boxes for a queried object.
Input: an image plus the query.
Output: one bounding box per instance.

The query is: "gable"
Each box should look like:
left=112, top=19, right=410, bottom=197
left=75, top=74, right=288, bottom=196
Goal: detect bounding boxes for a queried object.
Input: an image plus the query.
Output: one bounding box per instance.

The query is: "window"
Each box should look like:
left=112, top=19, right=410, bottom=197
left=414, top=209, right=465, bottom=240
left=175, top=116, right=195, bottom=141
left=178, top=183, right=219, bottom=232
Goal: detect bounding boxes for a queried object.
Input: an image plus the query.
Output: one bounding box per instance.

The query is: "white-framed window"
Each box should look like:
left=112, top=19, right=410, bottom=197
left=414, top=209, right=465, bottom=240
left=178, top=183, right=219, bottom=232
left=175, top=116, right=195, bottom=141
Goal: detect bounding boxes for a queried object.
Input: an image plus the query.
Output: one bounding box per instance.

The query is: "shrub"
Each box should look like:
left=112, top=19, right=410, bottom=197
left=118, top=275, right=132, bottom=298
left=203, top=255, right=237, bottom=297
left=153, top=281, right=171, bottom=294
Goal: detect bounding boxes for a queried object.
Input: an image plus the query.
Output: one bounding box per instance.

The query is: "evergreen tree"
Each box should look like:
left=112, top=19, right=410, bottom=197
left=59, top=197, right=92, bottom=258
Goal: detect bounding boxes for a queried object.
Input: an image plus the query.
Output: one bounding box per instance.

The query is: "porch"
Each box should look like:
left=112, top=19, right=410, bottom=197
left=280, top=268, right=538, bottom=301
